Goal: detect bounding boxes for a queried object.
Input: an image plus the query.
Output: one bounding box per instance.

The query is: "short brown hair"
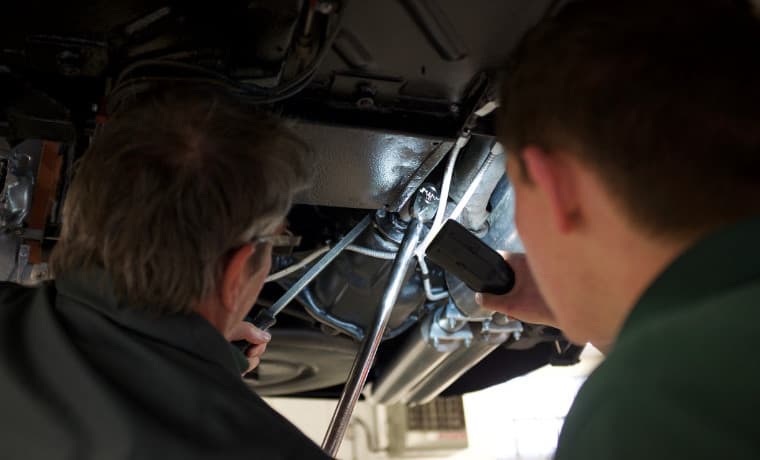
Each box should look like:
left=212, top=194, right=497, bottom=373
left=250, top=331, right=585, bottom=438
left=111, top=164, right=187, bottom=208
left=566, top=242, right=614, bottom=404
left=499, top=0, right=760, bottom=237
left=51, top=85, right=312, bottom=314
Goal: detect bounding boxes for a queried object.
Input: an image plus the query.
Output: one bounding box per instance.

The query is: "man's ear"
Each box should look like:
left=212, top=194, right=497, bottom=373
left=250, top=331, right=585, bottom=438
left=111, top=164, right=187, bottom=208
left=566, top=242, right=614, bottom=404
left=220, top=244, right=256, bottom=313
left=521, top=146, right=581, bottom=233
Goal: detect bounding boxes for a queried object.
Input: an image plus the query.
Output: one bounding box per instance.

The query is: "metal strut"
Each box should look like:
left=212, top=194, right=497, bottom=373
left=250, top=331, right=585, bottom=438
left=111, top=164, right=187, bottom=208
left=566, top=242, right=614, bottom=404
left=250, top=215, right=372, bottom=330
left=321, top=218, right=424, bottom=456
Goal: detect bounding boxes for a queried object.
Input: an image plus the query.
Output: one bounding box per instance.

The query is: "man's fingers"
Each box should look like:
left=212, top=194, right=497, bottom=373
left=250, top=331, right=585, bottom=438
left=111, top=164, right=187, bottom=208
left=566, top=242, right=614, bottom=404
left=243, top=321, right=272, bottom=343
left=246, top=356, right=261, bottom=373
left=474, top=253, right=559, bottom=328
left=244, top=343, right=267, bottom=373
left=230, top=322, right=271, bottom=374
left=476, top=292, right=511, bottom=312
left=238, top=338, right=268, bottom=374
left=246, top=342, right=267, bottom=359
left=230, top=321, right=272, bottom=344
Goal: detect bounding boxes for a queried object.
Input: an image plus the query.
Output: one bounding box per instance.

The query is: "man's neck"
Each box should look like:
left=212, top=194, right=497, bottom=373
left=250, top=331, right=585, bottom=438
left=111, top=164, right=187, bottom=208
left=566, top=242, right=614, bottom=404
left=194, top=300, right=233, bottom=339
left=585, top=227, right=700, bottom=351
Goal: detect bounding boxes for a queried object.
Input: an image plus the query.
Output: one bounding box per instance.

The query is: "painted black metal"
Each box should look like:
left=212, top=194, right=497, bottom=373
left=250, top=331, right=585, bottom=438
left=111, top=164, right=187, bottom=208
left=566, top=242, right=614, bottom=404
left=0, top=0, right=553, bottom=137
left=400, top=0, right=469, bottom=61
left=310, top=213, right=426, bottom=333
left=0, top=73, right=76, bottom=143
left=294, top=122, right=453, bottom=211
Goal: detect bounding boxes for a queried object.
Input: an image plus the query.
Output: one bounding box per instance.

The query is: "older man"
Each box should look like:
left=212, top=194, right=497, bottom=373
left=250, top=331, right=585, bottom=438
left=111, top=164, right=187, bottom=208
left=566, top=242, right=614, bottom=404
left=0, top=85, right=331, bottom=459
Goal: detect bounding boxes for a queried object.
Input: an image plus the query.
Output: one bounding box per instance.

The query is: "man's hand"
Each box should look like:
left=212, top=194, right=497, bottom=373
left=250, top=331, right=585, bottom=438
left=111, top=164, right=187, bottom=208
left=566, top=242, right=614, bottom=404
left=228, top=321, right=271, bottom=374
left=476, top=252, right=558, bottom=328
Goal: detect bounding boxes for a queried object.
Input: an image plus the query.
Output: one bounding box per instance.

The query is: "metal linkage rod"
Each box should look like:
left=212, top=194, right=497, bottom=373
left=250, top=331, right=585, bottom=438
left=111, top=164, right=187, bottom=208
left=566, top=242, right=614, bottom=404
left=321, top=218, right=424, bottom=456
left=251, top=215, right=372, bottom=330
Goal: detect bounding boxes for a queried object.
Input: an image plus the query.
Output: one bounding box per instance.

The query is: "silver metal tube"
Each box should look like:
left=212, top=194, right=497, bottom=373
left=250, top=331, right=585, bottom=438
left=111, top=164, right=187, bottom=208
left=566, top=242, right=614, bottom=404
left=265, top=246, right=330, bottom=283
left=345, top=244, right=397, bottom=260
left=448, top=142, right=504, bottom=225
left=267, top=215, right=372, bottom=317
left=322, top=218, right=424, bottom=457
left=371, top=313, right=458, bottom=405
left=373, top=339, right=452, bottom=404
left=299, top=288, right=365, bottom=341
left=406, top=340, right=501, bottom=406
left=405, top=322, right=520, bottom=406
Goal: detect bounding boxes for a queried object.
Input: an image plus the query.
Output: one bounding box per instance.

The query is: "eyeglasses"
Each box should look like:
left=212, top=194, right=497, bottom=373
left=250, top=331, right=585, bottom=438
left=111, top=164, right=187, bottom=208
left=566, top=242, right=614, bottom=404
left=253, top=229, right=302, bottom=256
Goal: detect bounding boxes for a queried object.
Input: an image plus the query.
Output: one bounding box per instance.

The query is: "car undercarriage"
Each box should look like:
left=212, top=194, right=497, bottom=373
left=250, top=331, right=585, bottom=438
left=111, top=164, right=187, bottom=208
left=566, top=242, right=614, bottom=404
left=0, top=0, right=583, bottom=410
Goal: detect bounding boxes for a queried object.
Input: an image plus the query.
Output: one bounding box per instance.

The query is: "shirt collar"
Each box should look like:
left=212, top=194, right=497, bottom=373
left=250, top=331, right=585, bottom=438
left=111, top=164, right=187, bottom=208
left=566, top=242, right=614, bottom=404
left=55, top=269, right=249, bottom=376
left=619, top=215, right=760, bottom=339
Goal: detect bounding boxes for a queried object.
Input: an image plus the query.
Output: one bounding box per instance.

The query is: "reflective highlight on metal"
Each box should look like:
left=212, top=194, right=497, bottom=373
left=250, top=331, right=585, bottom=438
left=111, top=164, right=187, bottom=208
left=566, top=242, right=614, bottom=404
left=0, top=140, right=54, bottom=286
left=448, top=142, right=505, bottom=230
left=0, top=142, right=39, bottom=229
left=298, top=287, right=365, bottom=341
left=322, top=218, right=424, bottom=457
left=293, top=123, right=453, bottom=211
left=372, top=300, right=523, bottom=406
left=410, top=183, right=439, bottom=222
left=372, top=303, right=472, bottom=405
left=406, top=315, right=523, bottom=406
left=266, top=215, right=372, bottom=318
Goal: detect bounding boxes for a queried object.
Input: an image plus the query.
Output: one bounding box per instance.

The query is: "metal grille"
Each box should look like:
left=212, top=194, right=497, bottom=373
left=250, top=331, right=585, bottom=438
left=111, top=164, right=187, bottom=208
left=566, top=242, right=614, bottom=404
left=406, top=396, right=466, bottom=431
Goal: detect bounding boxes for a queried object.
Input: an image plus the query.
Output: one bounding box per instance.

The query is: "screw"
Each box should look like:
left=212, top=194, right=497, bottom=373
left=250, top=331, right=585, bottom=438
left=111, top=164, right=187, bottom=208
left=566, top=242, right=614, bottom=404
left=411, top=184, right=439, bottom=222
left=315, top=0, right=337, bottom=14
left=356, top=96, right=375, bottom=109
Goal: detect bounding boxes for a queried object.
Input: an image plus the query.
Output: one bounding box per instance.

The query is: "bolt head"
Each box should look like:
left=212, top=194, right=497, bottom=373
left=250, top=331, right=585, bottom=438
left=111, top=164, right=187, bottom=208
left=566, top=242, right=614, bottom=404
left=315, top=0, right=337, bottom=14
left=411, top=184, right=439, bottom=222
left=356, top=96, right=375, bottom=109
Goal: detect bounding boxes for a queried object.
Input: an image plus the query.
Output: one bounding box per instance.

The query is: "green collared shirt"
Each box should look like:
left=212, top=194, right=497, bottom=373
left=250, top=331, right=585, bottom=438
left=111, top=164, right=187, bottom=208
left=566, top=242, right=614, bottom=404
left=0, top=270, right=330, bottom=460
left=556, top=217, right=760, bottom=459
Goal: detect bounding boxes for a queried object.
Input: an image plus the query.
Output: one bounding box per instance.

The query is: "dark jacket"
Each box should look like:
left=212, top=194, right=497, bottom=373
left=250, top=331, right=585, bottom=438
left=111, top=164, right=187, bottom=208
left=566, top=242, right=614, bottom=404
left=556, top=217, right=760, bottom=459
left=0, top=270, right=331, bottom=460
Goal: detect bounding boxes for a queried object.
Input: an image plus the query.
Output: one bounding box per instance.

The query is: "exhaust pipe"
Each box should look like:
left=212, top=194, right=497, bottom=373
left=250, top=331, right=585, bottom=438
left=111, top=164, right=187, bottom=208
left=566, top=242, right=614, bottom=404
left=405, top=318, right=521, bottom=406
left=371, top=305, right=472, bottom=405
left=372, top=303, right=522, bottom=406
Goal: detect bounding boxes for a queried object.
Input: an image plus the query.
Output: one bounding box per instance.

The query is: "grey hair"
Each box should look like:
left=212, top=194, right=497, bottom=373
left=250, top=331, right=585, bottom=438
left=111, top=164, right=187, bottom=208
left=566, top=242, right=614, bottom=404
left=51, top=84, right=312, bottom=314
